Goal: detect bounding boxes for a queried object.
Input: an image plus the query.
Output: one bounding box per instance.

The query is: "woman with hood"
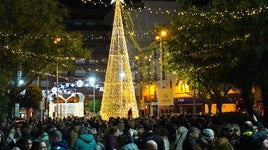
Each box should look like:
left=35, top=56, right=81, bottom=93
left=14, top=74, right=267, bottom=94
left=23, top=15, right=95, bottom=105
left=174, top=125, right=189, bottom=150
left=72, top=126, right=97, bottom=150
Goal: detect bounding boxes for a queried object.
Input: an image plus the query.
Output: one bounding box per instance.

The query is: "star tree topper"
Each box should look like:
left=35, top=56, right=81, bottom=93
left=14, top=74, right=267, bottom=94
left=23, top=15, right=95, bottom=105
left=111, top=0, right=124, bottom=4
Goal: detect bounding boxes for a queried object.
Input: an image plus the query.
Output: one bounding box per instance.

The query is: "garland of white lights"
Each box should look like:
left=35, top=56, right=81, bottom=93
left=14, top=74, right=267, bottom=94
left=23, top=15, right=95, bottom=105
left=0, top=3, right=266, bottom=41
left=0, top=32, right=153, bottom=41
left=43, top=79, right=103, bottom=101
left=81, top=0, right=268, bottom=16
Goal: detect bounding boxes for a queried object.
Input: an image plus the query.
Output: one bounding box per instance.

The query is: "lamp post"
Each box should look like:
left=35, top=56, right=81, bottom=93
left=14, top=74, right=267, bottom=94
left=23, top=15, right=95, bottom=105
left=54, top=38, right=61, bottom=119
left=45, top=70, right=49, bottom=120
left=56, top=64, right=59, bottom=118
left=155, top=30, right=167, bottom=89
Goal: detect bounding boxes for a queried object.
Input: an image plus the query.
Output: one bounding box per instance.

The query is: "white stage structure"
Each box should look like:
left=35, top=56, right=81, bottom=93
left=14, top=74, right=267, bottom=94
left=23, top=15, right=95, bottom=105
left=48, top=92, right=85, bottom=118
left=43, top=80, right=103, bottom=119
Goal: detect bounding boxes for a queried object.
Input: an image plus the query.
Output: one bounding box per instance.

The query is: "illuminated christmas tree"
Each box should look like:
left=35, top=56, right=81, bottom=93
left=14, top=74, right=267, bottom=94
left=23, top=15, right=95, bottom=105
left=100, top=0, right=139, bottom=120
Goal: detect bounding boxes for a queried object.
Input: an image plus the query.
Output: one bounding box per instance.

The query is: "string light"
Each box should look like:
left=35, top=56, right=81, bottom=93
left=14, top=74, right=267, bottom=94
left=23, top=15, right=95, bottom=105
left=80, top=0, right=267, bottom=18
left=81, top=0, right=112, bottom=7
left=1, top=4, right=265, bottom=40
left=0, top=32, right=154, bottom=41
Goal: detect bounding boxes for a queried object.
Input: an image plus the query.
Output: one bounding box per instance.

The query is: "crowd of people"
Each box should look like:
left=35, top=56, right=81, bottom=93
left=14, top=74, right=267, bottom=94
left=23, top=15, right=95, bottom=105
left=0, top=112, right=267, bottom=150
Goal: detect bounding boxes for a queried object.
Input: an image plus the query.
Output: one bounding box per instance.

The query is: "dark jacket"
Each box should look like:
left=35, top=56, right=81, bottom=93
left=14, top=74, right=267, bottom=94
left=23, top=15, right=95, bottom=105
left=51, top=139, right=70, bottom=150
left=144, top=132, right=165, bottom=150
left=72, top=133, right=97, bottom=150
left=105, top=134, right=119, bottom=150
left=194, top=136, right=215, bottom=150
left=183, top=134, right=197, bottom=150
left=234, top=121, right=267, bottom=150
left=214, top=137, right=234, bottom=150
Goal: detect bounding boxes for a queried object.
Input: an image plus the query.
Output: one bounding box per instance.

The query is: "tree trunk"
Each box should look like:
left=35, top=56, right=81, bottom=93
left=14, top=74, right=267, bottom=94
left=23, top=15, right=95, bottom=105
left=207, top=103, right=212, bottom=115
left=215, top=94, right=223, bottom=114
left=240, top=85, right=254, bottom=115
left=216, top=103, right=222, bottom=114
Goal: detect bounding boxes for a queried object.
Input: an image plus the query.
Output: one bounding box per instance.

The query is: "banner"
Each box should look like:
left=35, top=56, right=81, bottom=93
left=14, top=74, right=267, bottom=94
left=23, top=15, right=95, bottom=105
left=158, top=89, right=174, bottom=106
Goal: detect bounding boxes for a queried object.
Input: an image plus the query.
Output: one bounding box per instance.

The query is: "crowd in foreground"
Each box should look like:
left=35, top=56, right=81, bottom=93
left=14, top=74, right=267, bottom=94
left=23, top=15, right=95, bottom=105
left=0, top=112, right=267, bottom=150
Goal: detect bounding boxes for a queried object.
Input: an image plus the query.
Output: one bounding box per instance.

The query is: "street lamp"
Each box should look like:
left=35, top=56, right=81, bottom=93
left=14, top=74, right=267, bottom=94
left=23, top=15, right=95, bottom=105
left=155, top=29, right=167, bottom=89
left=89, top=77, right=96, bottom=115
left=53, top=37, right=61, bottom=118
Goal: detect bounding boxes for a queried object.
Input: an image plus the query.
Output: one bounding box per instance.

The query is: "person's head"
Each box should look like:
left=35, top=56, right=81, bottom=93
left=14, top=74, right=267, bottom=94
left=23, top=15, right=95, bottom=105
left=11, top=147, right=21, bottom=150
left=253, top=126, right=258, bottom=133
left=38, top=141, right=47, bottom=150
left=118, top=133, right=131, bottom=147
left=144, top=140, right=158, bottom=150
left=32, top=141, right=47, bottom=150
left=242, top=121, right=254, bottom=132
left=232, top=123, right=241, bottom=137
left=21, top=127, right=32, bottom=140
left=15, top=126, right=21, bottom=134
left=79, top=126, right=89, bottom=135
left=117, top=120, right=125, bottom=131
left=189, top=126, right=201, bottom=139
left=128, top=119, right=135, bottom=128
left=158, top=127, right=169, bottom=137
left=109, top=126, right=120, bottom=137
left=202, top=128, right=215, bottom=141
left=24, top=138, right=33, bottom=150
left=221, top=123, right=234, bottom=139
left=94, top=134, right=103, bottom=143
left=143, top=121, right=154, bottom=132
left=48, top=130, right=62, bottom=144
left=9, top=127, right=16, bottom=134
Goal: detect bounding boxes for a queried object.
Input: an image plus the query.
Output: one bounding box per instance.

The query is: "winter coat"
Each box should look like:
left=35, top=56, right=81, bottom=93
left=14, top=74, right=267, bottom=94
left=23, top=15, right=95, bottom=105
left=105, top=134, right=119, bottom=150
left=72, top=133, right=97, bottom=150
left=70, top=125, right=81, bottom=148
left=144, top=132, right=165, bottom=150
left=51, top=139, right=70, bottom=150
left=183, top=134, right=197, bottom=150
left=118, top=142, right=139, bottom=150
left=39, top=132, right=51, bottom=150
left=234, top=121, right=267, bottom=150
left=174, top=126, right=189, bottom=150
left=193, top=136, right=214, bottom=150
left=214, top=137, right=233, bottom=150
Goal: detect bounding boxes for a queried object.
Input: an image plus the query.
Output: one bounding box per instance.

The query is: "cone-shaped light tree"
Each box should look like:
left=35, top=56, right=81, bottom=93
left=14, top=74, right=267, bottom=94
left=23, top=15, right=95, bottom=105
left=100, top=0, right=139, bottom=120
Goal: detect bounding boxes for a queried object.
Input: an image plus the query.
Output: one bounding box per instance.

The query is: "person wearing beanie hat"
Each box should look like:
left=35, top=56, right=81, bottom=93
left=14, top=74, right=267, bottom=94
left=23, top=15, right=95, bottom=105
left=193, top=128, right=215, bottom=150
left=202, top=129, right=215, bottom=141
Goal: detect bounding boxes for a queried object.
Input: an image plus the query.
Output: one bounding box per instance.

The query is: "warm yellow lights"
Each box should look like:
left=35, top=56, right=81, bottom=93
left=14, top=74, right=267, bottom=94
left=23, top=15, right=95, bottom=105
left=160, top=30, right=167, bottom=38
left=155, top=29, right=168, bottom=41
left=54, top=38, right=61, bottom=44
left=100, top=0, right=139, bottom=120
left=155, top=35, right=160, bottom=41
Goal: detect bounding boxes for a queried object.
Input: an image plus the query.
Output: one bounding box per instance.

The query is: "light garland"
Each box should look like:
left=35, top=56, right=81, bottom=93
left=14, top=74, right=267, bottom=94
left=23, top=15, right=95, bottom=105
left=81, top=0, right=112, bottom=7
left=0, top=31, right=154, bottom=41
left=80, top=0, right=267, bottom=18
left=0, top=4, right=266, bottom=40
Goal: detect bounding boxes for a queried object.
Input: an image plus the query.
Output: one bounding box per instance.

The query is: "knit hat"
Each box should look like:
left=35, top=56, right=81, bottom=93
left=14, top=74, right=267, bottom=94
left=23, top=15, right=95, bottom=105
left=202, top=128, right=214, bottom=137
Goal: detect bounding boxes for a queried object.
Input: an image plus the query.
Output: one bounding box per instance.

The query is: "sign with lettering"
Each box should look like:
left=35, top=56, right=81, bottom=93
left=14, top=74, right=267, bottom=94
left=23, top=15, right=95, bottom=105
left=158, top=89, right=174, bottom=106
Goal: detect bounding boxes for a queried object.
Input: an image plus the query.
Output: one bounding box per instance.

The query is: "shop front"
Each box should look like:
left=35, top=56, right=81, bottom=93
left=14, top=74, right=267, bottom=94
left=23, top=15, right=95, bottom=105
left=174, top=98, right=204, bottom=115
